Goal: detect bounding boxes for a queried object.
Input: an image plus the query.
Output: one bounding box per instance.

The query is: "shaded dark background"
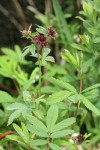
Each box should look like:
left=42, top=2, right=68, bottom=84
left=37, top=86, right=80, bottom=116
left=0, top=0, right=81, bottom=49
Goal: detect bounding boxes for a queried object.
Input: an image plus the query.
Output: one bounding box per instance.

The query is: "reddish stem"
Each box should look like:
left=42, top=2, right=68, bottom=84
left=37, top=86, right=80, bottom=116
left=0, top=131, right=13, bottom=140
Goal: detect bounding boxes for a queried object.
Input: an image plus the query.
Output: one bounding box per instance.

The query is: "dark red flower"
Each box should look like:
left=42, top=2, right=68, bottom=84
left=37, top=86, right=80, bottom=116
left=33, top=34, right=47, bottom=47
left=48, top=27, right=56, bottom=38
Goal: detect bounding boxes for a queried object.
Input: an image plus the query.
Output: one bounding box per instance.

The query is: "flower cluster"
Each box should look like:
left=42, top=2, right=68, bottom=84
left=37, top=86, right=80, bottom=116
left=33, top=34, right=47, bottom=47
left=33, top=27, right=56, bottom=47
left=21, top=26, right=56, bottom=47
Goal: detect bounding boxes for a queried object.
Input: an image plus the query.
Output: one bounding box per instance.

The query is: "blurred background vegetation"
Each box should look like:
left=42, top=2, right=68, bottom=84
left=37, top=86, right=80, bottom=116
left=0, top=0, right=81, bottom=48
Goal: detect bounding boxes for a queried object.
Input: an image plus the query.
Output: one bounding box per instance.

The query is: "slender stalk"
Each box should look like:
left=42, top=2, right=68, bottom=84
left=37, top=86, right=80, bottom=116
left=13, top=79, right=20, bottom=95
left=75, top=69, right=83, bottom=117
left=38, top=47, right=42, bottom=97
left=38, top=52, right=42, bottom=97
left=37, top=46, right=43, bottom=109
left=45, top=135, right=50, bottom=150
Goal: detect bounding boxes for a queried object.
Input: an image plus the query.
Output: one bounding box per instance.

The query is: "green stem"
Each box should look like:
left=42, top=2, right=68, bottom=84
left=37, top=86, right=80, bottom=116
left=45, top=135, right=50, bottom=150
left=38, top=47, right=42, bottom=97
left=38, top=53, right=42, bottom=97
left=75, top=69, right=83, bottom=117
left=37, top=46, right=42, bottom=109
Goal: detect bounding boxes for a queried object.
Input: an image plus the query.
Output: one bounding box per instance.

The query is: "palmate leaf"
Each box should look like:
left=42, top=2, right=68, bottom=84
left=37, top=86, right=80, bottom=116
left=81, top=95, right=100, bottom=116
left=48, top=77, right=77, bottom=93
left=51, top=130, right=74, bottom=139
left=51, top=117, right=76, bottom=133
left=46, top=105, right=58, bottom=132
left=46, top=90, right=73, bottom=105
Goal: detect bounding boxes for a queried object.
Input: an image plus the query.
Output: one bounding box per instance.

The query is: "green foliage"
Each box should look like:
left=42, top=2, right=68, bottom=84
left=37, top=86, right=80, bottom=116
left=46, top=90, right=73, bottom=105
left=26, top=105, right=75, bottom=149
left=0, top=91, right=15, bottom=103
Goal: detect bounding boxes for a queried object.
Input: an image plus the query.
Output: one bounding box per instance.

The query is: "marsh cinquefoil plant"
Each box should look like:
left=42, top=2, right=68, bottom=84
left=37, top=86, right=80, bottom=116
left=0, top=0, right=98, bottom=149
left=6, top=26, right=76, bottom=150
left=6, top=24, right=100, bottom=150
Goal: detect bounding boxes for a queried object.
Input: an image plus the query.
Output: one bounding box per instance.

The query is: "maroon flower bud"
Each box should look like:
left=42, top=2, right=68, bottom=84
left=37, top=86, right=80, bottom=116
left=33, top=34, right=47, bottom=47
left=20, top=29, right=31, bottom=38
left=77, top=134, right=84, bottom=144
left=70, top=133, right=85, bottom=145
left=20, top=25, right=32, bottom=38
left=48, top=27, right=56, bottom=39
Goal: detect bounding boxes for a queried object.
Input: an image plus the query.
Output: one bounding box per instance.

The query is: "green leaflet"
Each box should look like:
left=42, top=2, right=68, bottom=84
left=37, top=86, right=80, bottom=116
left=45, top=56, right=55, bottom=63
left=51, top=117, right=76, bottom=133
left=7, top=135, right=28, bottom=148
left=7, top=103, right=28, bottom=124
left=82, top=83, right=100, bottom=93
left=27, top=115, right=48, bottom=133
left=32, top=139, right=47, bottom=146
left=27, top=124, right=48, bottom=138
left=8, top=110, right=21, bottom=125
left=46, top=105, right=58, bottom=132
left=46, top=90, right=73, bottom=105
left=21, top=44, right=36, bottom=59
left=21, top=122, right=29, bottom=139
left=51, top=130, right=74, bottom=138
left=0, top=91, right=15, bottom=103
left=13, top=124, right=29, bottom=143
left=71, top=43, right=91, bottom=53
left=49, top=143, right=61, bottom=150
left=7, top=103, right=27, bottom=110
left=36, top=25, right=47, bottom=35
left=48, top=77, right=77, bottom=93
left=81, top=95, right=100, bottom=116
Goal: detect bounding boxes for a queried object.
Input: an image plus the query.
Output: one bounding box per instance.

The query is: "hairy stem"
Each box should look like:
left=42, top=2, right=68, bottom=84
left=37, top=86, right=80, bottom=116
left=75, top=69, right=83, bottom=117
left=38, top=52, right=42, bottom=97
